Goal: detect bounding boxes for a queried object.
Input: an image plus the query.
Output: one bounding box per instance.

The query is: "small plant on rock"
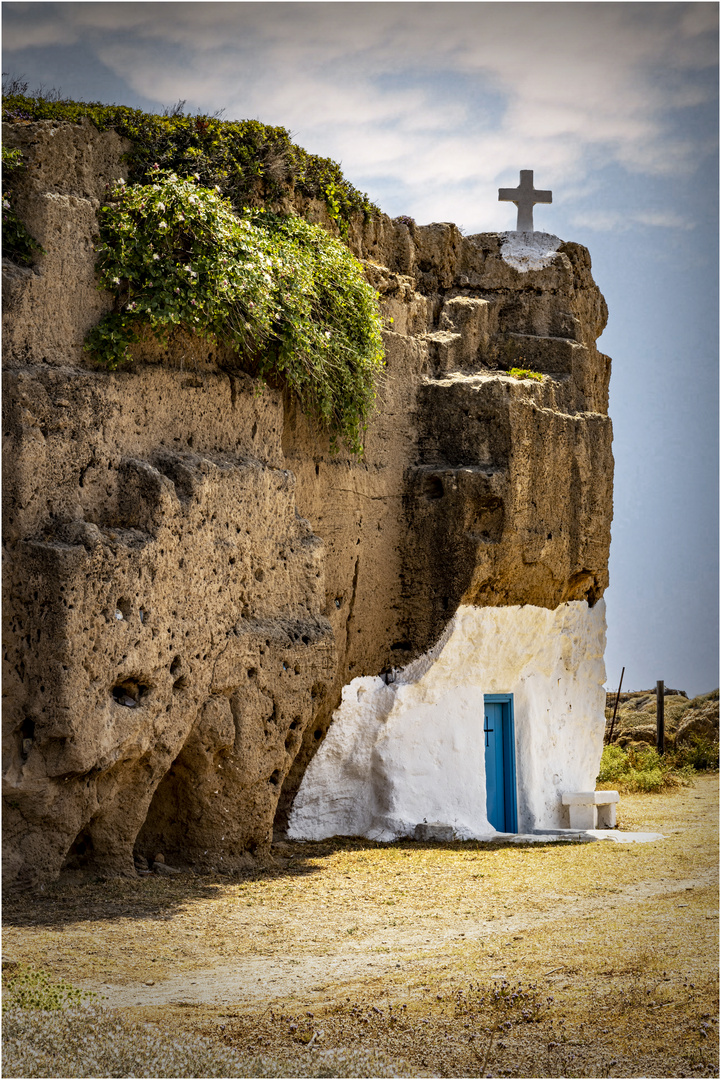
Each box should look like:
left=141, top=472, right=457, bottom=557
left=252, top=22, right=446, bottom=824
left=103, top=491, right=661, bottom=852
left=1, top=145, right=42, bottom=265
left=508, top=366, right=543, bottom=382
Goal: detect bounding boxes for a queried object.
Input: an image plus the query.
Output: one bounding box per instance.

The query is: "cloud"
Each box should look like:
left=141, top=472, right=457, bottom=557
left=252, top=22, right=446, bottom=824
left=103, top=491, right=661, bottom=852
left=2, top=2, right=78, bottom=48
left=633, top=210, right=696, bottom=230
left=569, top=208, right=696, bottom=233
left=2, top=2, right=717, bottom=230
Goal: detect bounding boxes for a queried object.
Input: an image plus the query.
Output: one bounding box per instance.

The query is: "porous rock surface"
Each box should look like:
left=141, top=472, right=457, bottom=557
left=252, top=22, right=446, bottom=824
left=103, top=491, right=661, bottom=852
left=2, top=121, right=613, bottom=887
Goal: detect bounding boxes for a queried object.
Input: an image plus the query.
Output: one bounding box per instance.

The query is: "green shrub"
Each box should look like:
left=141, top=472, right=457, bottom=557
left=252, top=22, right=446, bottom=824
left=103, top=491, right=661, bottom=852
left=675, top=735, right=719, bottom=772
left=3, top=93, right=386, bottom=453
left=85, top=171, right=384, bottom=455
left=2, top=965, right=95, bottom=1012
left=632, top=766, right=665, bottom=793
left=1, top=93, right=379, bottom=233
left=1, top=144, right=42, bottom=265
left=597, top=744, right=628, bottom=785
left=597, top=744, right=694, bottom=793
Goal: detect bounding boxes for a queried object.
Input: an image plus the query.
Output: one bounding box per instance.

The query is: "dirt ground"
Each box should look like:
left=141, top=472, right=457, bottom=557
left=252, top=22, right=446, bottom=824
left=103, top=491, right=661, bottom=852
left=4, top=776, right=718, bottom=1077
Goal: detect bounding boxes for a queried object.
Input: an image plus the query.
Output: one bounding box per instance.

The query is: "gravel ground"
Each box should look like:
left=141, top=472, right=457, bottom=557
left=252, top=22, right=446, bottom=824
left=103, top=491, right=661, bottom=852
left=4, top=777, right=718, bottom=1077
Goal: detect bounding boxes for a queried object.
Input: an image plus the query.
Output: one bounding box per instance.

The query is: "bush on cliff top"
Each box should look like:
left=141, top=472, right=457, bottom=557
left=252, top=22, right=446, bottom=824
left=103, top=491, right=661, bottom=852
left=87, top=171, right=384, bottom=455
left=3, top=89, right=385, bottom=455
left=2, top=90, right=379, bottom=232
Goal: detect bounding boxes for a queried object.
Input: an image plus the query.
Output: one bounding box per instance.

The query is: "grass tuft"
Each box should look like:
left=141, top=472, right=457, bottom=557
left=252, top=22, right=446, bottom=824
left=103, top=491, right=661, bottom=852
left=1, top=144, right=42, bottom=264
left=2, top=964, right=95, bottom=1013
left=508, top=366, right=543, bottom=381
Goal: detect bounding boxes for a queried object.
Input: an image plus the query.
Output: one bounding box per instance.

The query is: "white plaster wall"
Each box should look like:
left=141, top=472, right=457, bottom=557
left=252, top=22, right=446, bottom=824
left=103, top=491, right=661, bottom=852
left=288, top=600, right=607, bottom=841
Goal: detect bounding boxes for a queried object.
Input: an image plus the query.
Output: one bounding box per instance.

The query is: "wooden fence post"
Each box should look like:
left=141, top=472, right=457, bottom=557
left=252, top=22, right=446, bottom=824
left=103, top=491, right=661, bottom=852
left=606, top=667, right=625, bottom=745
left=656, top=680, right=665, bottom=755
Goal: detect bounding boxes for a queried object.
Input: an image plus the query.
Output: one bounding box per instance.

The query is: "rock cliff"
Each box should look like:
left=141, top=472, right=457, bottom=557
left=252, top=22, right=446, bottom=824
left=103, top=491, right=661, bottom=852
left=2, top=120, right=612, bottom=887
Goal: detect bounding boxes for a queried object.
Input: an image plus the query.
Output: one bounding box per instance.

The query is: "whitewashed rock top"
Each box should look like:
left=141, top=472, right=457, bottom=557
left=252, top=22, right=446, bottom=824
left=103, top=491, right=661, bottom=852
left=501, top=231, right=562, bottom=273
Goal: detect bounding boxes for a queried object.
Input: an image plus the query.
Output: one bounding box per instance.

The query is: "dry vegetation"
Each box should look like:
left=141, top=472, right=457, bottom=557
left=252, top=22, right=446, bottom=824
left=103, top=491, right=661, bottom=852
left=604, top=689, right=718, bottom=750
left=4, top=777, right=718, bottom=1078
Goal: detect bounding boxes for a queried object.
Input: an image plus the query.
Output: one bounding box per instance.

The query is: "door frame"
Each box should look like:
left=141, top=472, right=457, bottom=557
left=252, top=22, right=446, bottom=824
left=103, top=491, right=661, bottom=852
left=484, top=693, right=518, bottom=833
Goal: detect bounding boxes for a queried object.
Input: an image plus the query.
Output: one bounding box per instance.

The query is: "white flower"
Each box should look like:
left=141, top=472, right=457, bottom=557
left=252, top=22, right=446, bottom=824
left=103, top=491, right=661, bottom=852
left=159, top=221, right=167, bottom=230
left=157, top=202, right=165, bottom=211
left=152, top=253, right=160, bottom=260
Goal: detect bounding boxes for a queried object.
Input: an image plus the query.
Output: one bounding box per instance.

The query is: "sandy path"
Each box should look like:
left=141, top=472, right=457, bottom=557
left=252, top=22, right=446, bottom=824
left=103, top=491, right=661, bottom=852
left=95, top=865, right=717, bottom=1007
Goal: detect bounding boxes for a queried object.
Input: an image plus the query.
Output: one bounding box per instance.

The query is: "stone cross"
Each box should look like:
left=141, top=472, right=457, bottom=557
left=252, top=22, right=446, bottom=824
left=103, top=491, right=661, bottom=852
left=498, top=170, right=552, bottom=232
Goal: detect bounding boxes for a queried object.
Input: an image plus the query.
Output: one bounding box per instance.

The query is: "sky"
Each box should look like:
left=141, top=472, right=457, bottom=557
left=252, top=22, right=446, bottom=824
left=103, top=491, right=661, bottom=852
left=3, top=1, right=719, bottom=696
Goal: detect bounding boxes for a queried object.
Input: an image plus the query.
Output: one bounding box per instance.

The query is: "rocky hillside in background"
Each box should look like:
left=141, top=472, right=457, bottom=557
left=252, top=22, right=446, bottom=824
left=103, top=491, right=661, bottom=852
left=604, top=689, right=719, bottom=748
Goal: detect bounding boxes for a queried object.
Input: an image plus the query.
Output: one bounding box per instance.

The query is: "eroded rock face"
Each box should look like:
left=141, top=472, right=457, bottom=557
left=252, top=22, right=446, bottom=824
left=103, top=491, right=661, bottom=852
left=3, top=418, right=336, bottom=885
left=2, top=121, right=613, bottom=886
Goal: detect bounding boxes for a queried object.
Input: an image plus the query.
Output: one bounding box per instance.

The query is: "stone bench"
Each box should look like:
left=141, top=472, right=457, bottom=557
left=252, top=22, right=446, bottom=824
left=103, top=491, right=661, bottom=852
left=561, top=791, right=619, bottom=830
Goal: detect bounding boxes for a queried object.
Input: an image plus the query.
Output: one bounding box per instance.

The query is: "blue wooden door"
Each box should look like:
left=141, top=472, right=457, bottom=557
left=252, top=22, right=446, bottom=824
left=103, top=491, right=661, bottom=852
left=484, top=695, right=518, bottom=832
